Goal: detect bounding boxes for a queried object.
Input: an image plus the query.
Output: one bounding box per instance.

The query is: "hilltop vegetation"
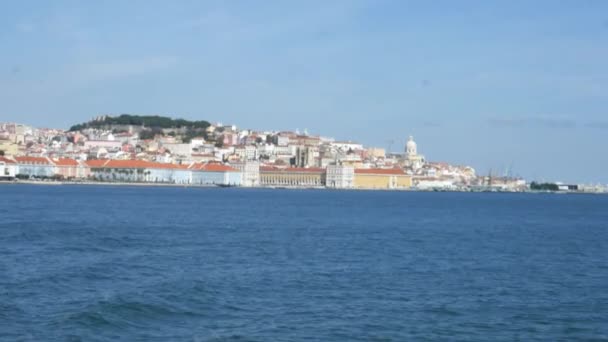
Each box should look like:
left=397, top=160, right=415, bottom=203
left=69, top=114, right=210, bottom=131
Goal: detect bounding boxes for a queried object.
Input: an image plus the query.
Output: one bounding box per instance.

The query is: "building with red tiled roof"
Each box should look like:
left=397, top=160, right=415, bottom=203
left=0, top=156, right=17, bottom=179
left=0, top=156, right=16, bottom=164
left=190, top=162, right=242, bottom=186
left=14, top=156, right=55, bottom=178
left=87, top=159, right=242, bottom=186
left=14, top=156, right=53, bottom=165
left=52, top=158, right=88, bottom=179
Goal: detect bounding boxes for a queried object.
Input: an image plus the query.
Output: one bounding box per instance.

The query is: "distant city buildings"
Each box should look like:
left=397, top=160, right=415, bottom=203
left=8, top=116, right=600, bottom=192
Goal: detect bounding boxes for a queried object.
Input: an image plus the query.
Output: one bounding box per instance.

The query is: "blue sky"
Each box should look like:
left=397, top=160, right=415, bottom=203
left=1, top=1, right=607, bottom=183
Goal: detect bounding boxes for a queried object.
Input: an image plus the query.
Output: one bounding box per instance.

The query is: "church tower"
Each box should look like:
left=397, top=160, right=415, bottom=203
left=404, top=135, right=425, bottom=170
left=406, top=135, right=417, bottom=157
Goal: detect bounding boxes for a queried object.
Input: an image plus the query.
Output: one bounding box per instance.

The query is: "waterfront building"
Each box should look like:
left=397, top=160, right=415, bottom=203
left=87, top=159, right=241, bottom=186
left=414, top=177, right=457, bottom=190
left=353, top=168, right=412, bottom=189
left=53, top=158, right=87, bottom=179
left=0, top=156, right=17, bottom=179
left=14, top=156, right=56, bottom=178
left=230, top=160, right=260, bottom=187
left=89, top=160, right=188, bottom=183
left=326, top=163, right=354, bottom=188
left=190, top=163, right=242, bottom=186
left=260, top=166, right=326, bottom=187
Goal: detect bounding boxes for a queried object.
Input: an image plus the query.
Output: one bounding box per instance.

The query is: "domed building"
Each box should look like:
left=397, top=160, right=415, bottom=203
left=404, top=135, right=425, bottom=170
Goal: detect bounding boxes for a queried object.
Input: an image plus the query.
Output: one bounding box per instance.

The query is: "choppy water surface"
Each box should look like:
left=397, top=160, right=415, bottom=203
left=1, top=185, right=607, bottom=341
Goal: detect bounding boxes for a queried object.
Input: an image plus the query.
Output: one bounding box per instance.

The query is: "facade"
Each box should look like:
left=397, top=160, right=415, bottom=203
left=190, top=163, right=242, bottom=186
left=260, top=167, right=325, bottom=187
left=295, top=146, right=316, bottom=167
left=230, top=160, right=260, bottom=187
left=88, top=159, right=241, bottom=186
left=0, top=156, right=17, bottom=179
left=162, top=143, right=192, bottom=157
left=14, top=156, right=56, bottom=178
left=326, top=163, right=354, bottom=188
left=366, top=148, right=386, bottom=159
left=53, top=158, right=87, bottom=179
left=84, top=140, right=123, bottom=150
left=354, top=168, right=412, bottom=189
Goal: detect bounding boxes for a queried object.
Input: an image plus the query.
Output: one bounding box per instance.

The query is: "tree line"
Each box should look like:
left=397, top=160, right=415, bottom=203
left=69, top=114, right=211, bottom=131
left=530, top=182, right=559, bottom=191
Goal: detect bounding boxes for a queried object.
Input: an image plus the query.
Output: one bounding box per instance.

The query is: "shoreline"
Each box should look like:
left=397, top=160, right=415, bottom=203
left=1, top=180, right=606, bottom=194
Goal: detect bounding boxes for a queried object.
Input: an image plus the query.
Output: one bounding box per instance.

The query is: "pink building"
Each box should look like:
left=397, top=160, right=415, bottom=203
left=53, top=158, right=80, bottom=179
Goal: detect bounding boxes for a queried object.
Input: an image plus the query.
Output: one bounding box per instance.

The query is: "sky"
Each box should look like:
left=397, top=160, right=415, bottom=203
left=1, top=0, right=607, bottom=183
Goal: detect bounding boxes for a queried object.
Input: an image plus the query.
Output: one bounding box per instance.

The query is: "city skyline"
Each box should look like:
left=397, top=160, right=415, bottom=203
left=1, top=1, right=607, bottom=183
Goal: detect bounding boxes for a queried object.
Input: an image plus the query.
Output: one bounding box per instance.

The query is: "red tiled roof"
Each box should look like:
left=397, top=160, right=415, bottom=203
left=87, top=159, right=192, bottom=170
left=14, top=156, right=52, bottom=165
left=190, top=163, right=237, bottom=172
left=103, top=160, right=158, bottom=169
left=355, top=168, right=406, bottom=175
left=54, top=158, right=79, bottom=166
left=0, top=156, right=16, bottom=164
left=85, top=159, right=109, bottom=167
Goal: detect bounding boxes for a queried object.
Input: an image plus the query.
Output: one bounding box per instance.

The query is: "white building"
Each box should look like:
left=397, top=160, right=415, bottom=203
left=84, top=140, right=123, bottom=150
left=190, top=163, right=242, bottom=186
left=14, top=156, right=56, bottom=178
left=331, top=141, right=364, bottom=152
left=230, top=160, right=260, bottom=187
left=0, top=156, right=17, bottom=179
left=404, top=136, right=425, bottom=170
left=162, top=143, right=192, bottom=157
left=276, top=136, right=289, bottom=146
left=326, top=163, right=354, bottom=188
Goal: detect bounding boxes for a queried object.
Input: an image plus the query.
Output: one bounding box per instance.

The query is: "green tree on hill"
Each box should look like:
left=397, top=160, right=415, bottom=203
left=69, top=114, right=210, bottom=131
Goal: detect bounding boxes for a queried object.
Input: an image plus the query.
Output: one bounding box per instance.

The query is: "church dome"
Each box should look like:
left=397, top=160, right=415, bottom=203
left=406, top=136, right=417, bottom=155
left=406, top=136, right=416, bottom=149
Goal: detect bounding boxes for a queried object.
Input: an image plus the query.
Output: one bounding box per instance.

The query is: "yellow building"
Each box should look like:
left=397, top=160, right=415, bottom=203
left=260, top=166, right=326, bottom=187
left=354, top=168, right=412, bottom=189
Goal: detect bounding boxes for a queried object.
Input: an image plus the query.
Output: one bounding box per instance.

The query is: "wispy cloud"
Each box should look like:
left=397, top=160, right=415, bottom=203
left=488, top=116, right=577, bottom=129
left=585, top=121, right=608, bottom=130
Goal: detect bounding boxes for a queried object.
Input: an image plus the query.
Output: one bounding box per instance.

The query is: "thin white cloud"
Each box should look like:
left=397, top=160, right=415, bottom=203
left=488, top=116, right=577, bottom=128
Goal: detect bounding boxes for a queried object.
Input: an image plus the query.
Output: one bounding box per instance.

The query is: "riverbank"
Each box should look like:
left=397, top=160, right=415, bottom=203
left=1, top=179, right=607, bottom=194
